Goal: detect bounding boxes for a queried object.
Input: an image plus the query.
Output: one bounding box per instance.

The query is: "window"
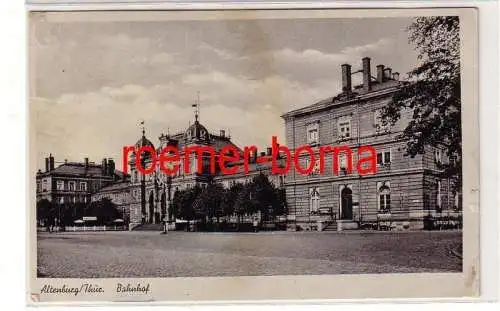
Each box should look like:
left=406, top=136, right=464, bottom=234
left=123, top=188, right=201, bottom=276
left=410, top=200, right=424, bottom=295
left=80, top=182, right=87, bottom=192
left=308, top=128, right=318, bottom=144
left=338, top=120, right=351, bottom=139
left=177, top=161, right=183, bottom=177
left=338, top=153, right=348, bottom=171
left=453, top=191, right=462, bottom=211
left=303, top=157, right=311, bottom=172
left=377, top=182, right=391, bottom=213
left=190, top=156, right=197, bottom=174
left=436, top=180, right=442, bottom=212
left=376, top=149, right=391, bottom=165
left=434, top=148, right=443, bottom=165
left=69, top=181, right=75, bottom=191
left=379, top=192, right=391, bottom=212
left=374, top=109, right=390, bottom=133
left=56, top=180, right=64, bottom=191
left=306, top=122, right=319, bottom=145
left=311, top=161, right=320, bottom=175
left=309, top=188, right=320, bottom=213
left=36, top=182, right=41, bottom=192
left=59, top=197, right=64, bottom=204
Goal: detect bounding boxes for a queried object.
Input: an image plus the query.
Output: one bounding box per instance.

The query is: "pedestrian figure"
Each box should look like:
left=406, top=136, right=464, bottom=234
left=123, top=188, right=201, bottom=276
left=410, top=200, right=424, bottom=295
left=48, top=217, right=54, bottom=233
left=253, top=218, right=259, bottom=233
left=162, top=218, right=168, bottom=235
left=45, top=219, right=51, bottom=233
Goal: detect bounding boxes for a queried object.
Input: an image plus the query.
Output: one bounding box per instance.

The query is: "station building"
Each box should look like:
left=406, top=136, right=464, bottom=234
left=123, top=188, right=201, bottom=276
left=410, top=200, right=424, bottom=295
left=280, top=57, right=461, bottom=231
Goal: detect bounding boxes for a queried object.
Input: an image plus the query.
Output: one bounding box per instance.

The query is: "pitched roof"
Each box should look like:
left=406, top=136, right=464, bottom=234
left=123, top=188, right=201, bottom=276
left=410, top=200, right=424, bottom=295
left=38, top=162, right=127, bottom=179
left=281, top=79, right=404, bottom=119
left=97, top=181, right=131, bottom=192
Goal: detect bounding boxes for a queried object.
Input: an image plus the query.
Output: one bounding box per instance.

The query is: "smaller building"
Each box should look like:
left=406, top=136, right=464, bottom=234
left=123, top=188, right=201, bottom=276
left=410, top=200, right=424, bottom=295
left=36, top=155, right=126, bottom=205
left=91, top=180, right=133, bottom=223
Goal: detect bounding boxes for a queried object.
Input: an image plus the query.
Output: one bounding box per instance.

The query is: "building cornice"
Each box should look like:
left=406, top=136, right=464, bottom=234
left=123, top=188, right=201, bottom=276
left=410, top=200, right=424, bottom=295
left=280, top=85, right=400, bottom=119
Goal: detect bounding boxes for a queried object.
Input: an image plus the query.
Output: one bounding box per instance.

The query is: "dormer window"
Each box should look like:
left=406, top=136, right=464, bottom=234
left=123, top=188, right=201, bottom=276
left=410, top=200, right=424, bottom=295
left=306, top=122, right=319, bottom=145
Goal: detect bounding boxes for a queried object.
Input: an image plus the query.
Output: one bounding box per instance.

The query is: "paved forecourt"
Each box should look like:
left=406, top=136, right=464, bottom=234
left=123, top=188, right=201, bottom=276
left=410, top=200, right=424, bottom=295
left=37, top=231, right=462, bottom=278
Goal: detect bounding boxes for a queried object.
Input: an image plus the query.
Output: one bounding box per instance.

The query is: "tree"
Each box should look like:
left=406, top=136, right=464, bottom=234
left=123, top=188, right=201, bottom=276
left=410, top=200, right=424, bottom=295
left=173, top=186, right=201, bottom=221
left=36, top=199, right=52, bottom=224
left=195, top=183, right=226, bottom=223
left=251, top=173, right=281, bottom=220
left=98, top=198, right=120, bottom=224
left=221, top=183, right=244, bottom=217
left=380, top=16, right=461, bottom=188
left=274, top=188, right=288, bottom=216
left=234, top=184, right=259, bottom=218
left=84, top=198, right=120, bottom=225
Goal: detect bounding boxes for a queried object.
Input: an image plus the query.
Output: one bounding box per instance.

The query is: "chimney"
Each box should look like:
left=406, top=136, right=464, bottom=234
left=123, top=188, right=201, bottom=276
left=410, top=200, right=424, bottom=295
left=362, top=57, right=371, bottom=92
left=392, top=72, right=400, bottom=81
left=253, top=148, right=258, bottom=163
left=341, top=63, right=352, bottom=94
left=266, top=147, right=272, bottom=156
left=376, top=64, right=385, bottom=83
left=220, top=129, right=225, bottom=138
left=102, top=158, right=108, bottom=175
left=108, top=158, right=115, bottom=176
left=84, top=157, right=89, bottom=170
left=49, top=154, right=55, bottom=171
left=45, top=157, right=49, bottom=172
left=384, top=67, right=392, bottom=80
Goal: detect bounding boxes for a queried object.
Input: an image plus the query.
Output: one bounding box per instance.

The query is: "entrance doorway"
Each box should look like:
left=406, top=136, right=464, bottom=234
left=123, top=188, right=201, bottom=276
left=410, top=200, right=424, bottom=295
left=148, top=191, right=154, bottom=223
left=341, top=187, right=353, bottom=220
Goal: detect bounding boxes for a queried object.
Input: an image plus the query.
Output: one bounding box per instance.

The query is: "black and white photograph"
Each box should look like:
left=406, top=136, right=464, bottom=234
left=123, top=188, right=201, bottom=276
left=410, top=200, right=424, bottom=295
left=28, top=8, right=479, bottom=302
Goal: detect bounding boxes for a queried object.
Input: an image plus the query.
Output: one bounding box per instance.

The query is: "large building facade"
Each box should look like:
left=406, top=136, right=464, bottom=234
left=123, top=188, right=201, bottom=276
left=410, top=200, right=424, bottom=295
left=281, top=57, right=461, bottom=231
left=123, top=116, right=286, bottom=229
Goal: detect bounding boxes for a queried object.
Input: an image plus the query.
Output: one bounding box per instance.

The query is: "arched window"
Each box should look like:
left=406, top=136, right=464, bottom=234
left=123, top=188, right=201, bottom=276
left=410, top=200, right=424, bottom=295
left=453, top=190, right=462, bottom=211
left=436, top=180, right=442, bottom=212
left=309, top=188, right=320, bottom=213
left=378, top=183, right=391, bottom=213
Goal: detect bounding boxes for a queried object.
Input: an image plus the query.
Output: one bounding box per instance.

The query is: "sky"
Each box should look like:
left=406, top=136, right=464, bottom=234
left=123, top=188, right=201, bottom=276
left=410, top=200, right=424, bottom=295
left=30, top=15, right=420, bottom=171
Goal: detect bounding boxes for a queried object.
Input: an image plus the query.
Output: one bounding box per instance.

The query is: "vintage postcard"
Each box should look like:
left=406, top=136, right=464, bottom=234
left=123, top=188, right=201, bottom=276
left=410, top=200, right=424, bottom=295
left=28, top=8, right=479, bottom=303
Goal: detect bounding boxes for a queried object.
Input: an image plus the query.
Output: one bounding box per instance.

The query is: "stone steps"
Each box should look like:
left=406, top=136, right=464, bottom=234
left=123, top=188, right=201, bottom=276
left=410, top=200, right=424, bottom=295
left=322, top=222, right=338, bottom=231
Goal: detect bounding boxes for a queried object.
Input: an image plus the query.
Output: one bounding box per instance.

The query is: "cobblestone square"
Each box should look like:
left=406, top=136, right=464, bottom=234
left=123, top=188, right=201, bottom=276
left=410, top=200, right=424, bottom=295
left=37, top=231, right=462, bottom=278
